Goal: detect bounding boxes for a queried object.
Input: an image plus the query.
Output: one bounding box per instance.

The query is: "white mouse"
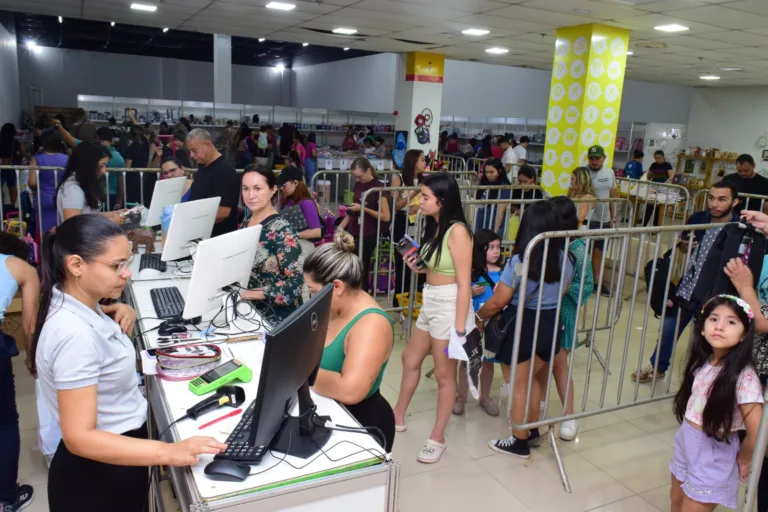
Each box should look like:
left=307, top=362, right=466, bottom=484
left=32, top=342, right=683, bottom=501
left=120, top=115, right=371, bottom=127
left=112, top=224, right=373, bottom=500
left=139, top=268, right=163, bottom=279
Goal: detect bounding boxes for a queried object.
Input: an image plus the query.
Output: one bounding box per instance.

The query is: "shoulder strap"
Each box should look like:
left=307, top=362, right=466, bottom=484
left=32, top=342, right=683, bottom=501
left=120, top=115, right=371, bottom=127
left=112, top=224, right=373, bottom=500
left=338, top=307, right=394, bottom=343
left=482, top=271, right=496, bottom=287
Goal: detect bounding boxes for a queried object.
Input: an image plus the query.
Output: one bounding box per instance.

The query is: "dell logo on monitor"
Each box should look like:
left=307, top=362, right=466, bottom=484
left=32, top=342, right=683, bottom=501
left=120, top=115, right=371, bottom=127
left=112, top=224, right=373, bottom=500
left=311, top=312, right=319, bottom=331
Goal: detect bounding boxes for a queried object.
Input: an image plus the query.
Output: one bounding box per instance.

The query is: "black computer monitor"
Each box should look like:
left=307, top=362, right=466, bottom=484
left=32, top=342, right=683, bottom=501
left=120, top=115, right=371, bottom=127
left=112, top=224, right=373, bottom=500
left=247, top=283, right=333, bottom=458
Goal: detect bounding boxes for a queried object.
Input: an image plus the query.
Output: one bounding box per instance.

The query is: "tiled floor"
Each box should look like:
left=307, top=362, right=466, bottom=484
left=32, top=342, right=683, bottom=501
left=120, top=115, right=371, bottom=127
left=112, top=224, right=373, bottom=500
left=8, top=285, right=751, bottom=511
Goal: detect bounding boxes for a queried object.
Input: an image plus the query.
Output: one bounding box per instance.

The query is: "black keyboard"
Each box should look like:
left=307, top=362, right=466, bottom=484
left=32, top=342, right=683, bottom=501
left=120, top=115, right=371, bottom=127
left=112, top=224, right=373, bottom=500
left=150, top=286, right=185, bottom=319
left=214, top=401, right=266, bottom=463
left=139, top=254, right=167, bottom=273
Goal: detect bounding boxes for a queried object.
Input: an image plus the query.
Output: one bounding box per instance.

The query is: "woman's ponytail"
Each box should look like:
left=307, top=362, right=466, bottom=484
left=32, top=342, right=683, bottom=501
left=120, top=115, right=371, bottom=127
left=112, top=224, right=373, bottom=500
left=30, top=232, right=59, bottom=375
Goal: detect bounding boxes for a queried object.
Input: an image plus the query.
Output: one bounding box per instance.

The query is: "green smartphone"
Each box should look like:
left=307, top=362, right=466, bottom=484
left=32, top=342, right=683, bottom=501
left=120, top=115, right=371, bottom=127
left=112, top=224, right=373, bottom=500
left=188, top=359, right=253, bottom=396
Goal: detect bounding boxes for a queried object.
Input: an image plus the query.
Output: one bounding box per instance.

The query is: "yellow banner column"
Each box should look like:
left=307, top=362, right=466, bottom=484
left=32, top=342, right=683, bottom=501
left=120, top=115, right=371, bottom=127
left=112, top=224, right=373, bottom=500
left=541, top=24, right=630, bottom=196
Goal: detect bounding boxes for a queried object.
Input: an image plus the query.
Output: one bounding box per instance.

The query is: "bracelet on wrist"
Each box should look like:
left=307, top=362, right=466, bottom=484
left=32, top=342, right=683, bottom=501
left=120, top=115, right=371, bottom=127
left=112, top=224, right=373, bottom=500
left=456, top=330, right=466, bottom=337
left=475, top=312, right=483, bottom=322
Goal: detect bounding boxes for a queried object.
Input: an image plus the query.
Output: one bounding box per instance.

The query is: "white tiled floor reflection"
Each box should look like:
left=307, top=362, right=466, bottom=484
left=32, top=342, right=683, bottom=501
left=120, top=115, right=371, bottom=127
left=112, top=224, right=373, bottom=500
left=8, top=282, right=747, bottom=511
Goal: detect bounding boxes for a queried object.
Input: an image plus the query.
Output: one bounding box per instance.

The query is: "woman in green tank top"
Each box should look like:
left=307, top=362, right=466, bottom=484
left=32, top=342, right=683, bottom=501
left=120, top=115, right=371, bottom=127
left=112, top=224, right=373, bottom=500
left=303, top=230, right=396, bottom=453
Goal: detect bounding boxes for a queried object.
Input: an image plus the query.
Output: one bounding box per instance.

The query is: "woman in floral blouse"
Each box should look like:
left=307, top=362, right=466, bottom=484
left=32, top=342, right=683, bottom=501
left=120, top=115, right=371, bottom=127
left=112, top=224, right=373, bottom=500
left=239, top=164, right=304, bottom=326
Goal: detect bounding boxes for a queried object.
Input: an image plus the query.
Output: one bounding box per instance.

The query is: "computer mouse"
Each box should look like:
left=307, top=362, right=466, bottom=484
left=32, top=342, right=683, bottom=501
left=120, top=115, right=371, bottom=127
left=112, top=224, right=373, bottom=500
left=139, top=268, right=163, bottom=279
left=204, top=460, right=251, bottom=482
left=158, top=322, right=187, bottom=337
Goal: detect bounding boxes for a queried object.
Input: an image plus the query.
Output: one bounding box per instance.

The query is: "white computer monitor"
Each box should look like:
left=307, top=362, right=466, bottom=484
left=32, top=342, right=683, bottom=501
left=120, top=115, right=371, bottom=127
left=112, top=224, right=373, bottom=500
left=161, top=197, right=221, bottom=262
left=144, top=177, right=187, bottom=226
left=182, top=224, right=262, bottom=321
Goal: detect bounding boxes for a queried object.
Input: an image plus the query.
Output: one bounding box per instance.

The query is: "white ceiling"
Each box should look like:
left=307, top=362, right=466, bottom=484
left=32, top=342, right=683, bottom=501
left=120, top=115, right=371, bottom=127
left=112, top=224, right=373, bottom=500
left=4, top=0, right=768, bottom=86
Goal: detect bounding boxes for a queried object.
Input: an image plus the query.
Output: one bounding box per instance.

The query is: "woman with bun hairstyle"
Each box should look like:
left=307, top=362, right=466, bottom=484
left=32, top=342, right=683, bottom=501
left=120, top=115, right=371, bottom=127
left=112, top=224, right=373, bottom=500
left=305, top=230, right=396, bottom=452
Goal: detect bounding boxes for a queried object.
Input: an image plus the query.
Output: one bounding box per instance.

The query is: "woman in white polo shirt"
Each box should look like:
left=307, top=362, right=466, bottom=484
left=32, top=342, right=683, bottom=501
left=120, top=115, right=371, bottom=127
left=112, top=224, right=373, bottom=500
left=31, top=215, right=227, bottom=512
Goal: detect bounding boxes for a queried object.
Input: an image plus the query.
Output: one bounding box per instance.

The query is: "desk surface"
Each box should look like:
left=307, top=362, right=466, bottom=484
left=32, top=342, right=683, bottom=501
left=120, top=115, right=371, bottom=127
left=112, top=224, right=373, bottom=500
left=129, top=278, right=386, bottom=504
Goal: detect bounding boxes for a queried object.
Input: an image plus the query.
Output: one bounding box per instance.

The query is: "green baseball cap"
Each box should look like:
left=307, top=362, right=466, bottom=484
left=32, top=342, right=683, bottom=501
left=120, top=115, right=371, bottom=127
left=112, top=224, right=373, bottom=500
left=588, top=145, right=606, bottom=158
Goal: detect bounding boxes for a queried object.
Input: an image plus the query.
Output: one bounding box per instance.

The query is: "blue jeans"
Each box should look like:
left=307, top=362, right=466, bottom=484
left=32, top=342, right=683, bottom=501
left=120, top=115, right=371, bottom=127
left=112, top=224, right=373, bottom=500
left=0, top=352, right=20, bottom=503
left=650, top=308, right=693, bottom=374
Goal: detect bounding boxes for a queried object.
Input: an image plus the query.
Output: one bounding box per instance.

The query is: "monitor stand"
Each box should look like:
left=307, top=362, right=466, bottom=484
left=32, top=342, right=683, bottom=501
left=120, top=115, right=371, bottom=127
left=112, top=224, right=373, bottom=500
left=269, top=381, right=332, bottom=459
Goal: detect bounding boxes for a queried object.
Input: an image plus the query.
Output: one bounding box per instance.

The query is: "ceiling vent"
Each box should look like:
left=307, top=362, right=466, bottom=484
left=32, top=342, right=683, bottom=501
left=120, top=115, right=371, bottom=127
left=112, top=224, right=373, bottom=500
left=392, top=38, right=434, bottom=45
left=635, top=41, right=669, bottom=49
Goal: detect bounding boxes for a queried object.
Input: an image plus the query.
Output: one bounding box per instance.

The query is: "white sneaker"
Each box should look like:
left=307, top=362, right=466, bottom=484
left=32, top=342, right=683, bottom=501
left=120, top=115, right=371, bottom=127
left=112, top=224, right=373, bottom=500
left=559, top=420, right=578, bottom=441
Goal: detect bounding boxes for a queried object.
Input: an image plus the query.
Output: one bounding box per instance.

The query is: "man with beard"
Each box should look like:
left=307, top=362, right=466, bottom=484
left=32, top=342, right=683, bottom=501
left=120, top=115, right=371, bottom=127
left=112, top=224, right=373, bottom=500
left=586, top=145, right=617, bottom=297
left=633, top=181, right=740, bottom=383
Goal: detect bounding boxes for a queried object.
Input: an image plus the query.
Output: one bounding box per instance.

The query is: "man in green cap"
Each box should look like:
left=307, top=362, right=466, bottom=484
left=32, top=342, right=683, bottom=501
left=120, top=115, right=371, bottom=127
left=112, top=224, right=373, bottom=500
left=586, top=145, right=617, bottom=297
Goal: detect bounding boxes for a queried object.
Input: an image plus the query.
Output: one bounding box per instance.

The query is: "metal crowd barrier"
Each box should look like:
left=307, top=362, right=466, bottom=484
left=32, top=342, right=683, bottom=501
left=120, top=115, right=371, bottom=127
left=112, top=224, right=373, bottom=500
left=616, top=178, right=690, bottom=230
left=693, top=188, right=768, bottom=217
left=440, top=155, right=467, bottom=173
left=503, top=222, right=712, bottom=492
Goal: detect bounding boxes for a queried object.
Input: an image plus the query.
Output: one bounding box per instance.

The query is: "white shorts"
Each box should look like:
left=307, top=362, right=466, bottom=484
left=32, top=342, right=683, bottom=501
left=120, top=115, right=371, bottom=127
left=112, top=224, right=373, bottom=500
left=415, top=283, right=474, bottom=340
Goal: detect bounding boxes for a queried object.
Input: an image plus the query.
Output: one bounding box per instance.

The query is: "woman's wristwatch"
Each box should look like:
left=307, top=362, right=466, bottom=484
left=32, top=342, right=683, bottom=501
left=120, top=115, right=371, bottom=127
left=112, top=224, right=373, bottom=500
left=456, top=330, right=466, bottom=337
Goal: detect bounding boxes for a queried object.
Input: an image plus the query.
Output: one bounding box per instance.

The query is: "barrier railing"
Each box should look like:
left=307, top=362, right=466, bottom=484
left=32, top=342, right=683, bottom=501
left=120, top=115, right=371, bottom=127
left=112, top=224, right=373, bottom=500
left=440, top=155, right=467, bottom=173
left=616, top=178, right=690, bottom=229
left=502, top=222, right=710, bottom=492
left=693, top=188, right=768, bottom=217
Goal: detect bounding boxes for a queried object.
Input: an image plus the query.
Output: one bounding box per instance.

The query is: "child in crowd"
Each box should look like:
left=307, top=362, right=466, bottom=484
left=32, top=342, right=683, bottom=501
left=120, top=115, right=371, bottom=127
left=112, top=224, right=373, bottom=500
left=670, top=295, right=763, bottom=511
left=454, top=229, right=503, bottom=417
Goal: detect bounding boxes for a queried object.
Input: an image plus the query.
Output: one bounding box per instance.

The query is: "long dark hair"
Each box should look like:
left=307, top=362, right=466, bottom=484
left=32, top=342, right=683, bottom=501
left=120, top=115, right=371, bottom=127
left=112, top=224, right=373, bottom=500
left=513, top=200, right=563, bottom=283
left=0, top=123, right=17, bottom=157
left=472, top=229, right=501, bottom=279
left=402, top=149, right=423, bottom=186
left=55, top=141, right=108, bottom=210
left=30, top=215, right=126, bottom=374
left=421, top=173, right=468, bottom=266
left=480, top=136, right=493, bottom=158
left=477, top=158, right=509, bottom=199
left=551, top=196, right=579, bottom=231
left=673, top=296, right=756, bottom=440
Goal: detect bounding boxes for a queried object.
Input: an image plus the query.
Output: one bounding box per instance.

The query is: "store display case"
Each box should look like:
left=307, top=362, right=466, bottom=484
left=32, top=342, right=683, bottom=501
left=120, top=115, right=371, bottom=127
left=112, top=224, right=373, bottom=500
left=78, top=95, right=115, bottom=122
left=213, top=103, right=243, bottom=126
left=148, top=99, right=181, bottom=125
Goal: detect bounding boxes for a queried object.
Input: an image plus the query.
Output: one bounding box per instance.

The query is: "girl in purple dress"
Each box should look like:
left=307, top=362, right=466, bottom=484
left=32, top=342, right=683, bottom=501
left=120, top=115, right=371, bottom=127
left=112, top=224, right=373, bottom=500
left=28, top=132, right=67, bottom=234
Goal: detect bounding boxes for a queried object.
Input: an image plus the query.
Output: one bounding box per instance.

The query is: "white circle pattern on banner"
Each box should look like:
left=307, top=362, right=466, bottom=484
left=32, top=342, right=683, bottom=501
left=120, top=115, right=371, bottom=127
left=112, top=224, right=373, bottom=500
left=549, top=105, right=563, bottom=123
left=574, top=36, right=588, bottom=55
left=551, top=83, right=566, bottom=101
left=584, top=105, right=599, bottom=125
left=560, top=151, right=574, bottom=168
left=554, top=61, right=568, bottom=80
left=542, top=169, right=556, bottom=188
left=570, top=60, right=585, bottom=78
left=607, top=61, right=623, bottom=80
left=589, top=59, right=605, bottom=78
left=565, top=106, right=581, bottom=124
left=599, top=129, right=614, bottom=147
left=610, top=38, right=625, bottom=57
left=602, top=106, right=617, bottom=125
left=586, top=82, right=602, bottom=101
left=579, top=151, right=588, bottom=167
left=545, top=149, right=558, bottom=166
left=564, top=128, right=578, bottom=147
left=592, top=36, right=607, bottom=54
left=605, top=84, right=620, bottom=103
left=568, top=82, right=583, bottom=101
left=556, top=39, right=570, bottom=57
left=547, top=127, right=562, bottom=145
left=559, top=172, right=573, bottom=190
left=581, top=128, right=596, bottom=147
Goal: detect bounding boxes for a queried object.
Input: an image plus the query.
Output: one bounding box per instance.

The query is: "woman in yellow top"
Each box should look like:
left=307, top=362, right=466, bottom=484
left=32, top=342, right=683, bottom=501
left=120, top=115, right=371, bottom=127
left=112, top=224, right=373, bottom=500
left=393, top=172, right=473, bottom=464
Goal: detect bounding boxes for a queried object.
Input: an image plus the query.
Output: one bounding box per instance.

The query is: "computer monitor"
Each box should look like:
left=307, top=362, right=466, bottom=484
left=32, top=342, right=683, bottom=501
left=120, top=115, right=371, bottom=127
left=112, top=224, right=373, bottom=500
left=248, top=283, right=334, bottom=458
left=161, top=197, right=220, bottom=262
left=144, top=176, right=186, bottom=226
left=181, top=224, right=262, bottom=321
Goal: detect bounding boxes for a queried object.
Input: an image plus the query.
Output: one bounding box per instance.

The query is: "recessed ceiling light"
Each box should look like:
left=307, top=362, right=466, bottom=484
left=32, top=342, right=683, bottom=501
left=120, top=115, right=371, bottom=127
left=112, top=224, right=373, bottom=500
left=162, top=27, right=169, bottom=32
left=626, top=51, right=634, bottom=55
left=462, top=28, right=490, bottom=36
left=275, top=63, right=285, bottom=70
left=719, top=67, right=742, bottom=71
left=333, top=28, right=358, bottom=35
left=654, top=24, right=689, bottom=33
left=130, top=3, right=157, bottom=12
left=58, top=16, right=62, bottom=23
left=26, top=41, right=38, bottom=49
left=343, top=47, right=350, bottom=51
left=486, top=47, right=509, bottom=55
left=258, top=38, right=265, bottom=42
left=699, top=75, right=720, bottom=80
left=266, top=2, right=295, bottom=10
left=302, top=42, right=309, bottom=46
left=110, top=21, right=115, bottom=27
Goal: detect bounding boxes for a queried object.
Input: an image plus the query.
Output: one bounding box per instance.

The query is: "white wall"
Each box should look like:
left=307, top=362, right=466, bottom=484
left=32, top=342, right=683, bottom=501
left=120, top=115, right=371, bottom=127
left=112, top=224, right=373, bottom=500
left=0, top=21, right=20, bottom=124
left=17, top=46, right=292, bottom=109
left=687, top=87, right=768, bottom=170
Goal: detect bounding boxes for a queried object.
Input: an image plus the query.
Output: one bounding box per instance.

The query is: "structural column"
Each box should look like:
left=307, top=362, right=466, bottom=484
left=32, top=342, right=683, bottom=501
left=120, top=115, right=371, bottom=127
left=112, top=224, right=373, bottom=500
left=394, top=52, right=444, bottom=161
left=541, top=24, right=631, bottom=196
left=213, top=34, right=232, bottom=104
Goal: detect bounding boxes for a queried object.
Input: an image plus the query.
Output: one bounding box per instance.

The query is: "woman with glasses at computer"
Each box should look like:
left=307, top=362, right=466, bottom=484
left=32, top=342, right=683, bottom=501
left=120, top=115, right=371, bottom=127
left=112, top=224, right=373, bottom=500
left=32, top=215, right=227, bottom=511
left=238, top=164, right=305, bottom=326
left=159, top=157, right=193, bottom=202
left=303, top=229, right=395, bottom=453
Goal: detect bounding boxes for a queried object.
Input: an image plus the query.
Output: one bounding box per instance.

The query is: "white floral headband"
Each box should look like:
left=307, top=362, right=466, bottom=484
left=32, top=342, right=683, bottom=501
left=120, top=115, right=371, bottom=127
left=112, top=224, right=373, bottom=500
left=702, top=294, right=754, bottom=320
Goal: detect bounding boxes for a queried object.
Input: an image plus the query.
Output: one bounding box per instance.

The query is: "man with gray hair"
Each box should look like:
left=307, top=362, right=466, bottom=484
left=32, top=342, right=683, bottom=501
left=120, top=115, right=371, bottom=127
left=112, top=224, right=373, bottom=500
left=186, top=128, right=240, bottom=236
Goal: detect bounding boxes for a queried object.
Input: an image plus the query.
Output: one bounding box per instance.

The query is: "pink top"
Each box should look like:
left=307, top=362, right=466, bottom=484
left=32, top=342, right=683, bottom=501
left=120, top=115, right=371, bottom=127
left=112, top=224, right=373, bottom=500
left=295, top=143, right=307, bottom=166
left=685, top=362, right=763, bottom=432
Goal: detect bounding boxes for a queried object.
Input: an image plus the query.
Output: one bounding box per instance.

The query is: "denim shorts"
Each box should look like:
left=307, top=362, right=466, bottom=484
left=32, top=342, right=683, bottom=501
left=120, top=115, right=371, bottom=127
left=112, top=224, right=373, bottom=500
left=670, top=421, right=740, bottom=509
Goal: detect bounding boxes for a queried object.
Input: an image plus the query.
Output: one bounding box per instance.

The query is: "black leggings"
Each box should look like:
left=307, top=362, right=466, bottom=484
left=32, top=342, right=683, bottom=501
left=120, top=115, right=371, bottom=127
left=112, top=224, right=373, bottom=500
left=345, top=390, right=395, bottom=453
left=48, top=424, right=149, bottom=512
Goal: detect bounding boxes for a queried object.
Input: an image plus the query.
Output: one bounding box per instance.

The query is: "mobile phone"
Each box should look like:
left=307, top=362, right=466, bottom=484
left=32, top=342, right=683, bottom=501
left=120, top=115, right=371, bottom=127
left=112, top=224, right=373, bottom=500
left=120, top=205, right=145, bottom=217
left=396, top=235, right=426, bottom=269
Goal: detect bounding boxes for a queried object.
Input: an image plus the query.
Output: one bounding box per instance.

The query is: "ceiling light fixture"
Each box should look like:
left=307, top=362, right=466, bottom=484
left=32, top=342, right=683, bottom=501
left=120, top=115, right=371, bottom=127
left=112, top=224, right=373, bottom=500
left=654, top=23, right=689, bottom=33
left=275, top=63, right=285, bottom=70
left=462, top=28, right=490, bottom=36
left=130, top=3, right=157, bottom=12
left=302, top=42, right=309, bottom=46
left=162, top=27, right=169, bottom=32
left=26, top=41, right=38, bottom=50
left=343, top=47, right=350, bottom=51
left=486, top=47, right=509, bottom=54
left=699, top=75, right=720, bottom=80
left=719, top=67, right=742, bottom=71
left=110, top=21, right=116, bottom=26
left=266, top=2, right=296, bottom=10
left=626, top=51, right=634, bottom=55
left=58, top=16, right=62, bottom=23
left=333, top=28, right=358, bottom=35
left=258, top=38, right=265, bottom=42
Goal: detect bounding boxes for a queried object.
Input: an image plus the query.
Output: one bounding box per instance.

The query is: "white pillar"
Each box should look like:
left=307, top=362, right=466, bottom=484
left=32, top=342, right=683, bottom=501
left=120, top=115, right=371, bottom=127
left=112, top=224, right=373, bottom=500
left=394, top=52, right=444, bottom=158
left=213, top=34, right=232, bottom=104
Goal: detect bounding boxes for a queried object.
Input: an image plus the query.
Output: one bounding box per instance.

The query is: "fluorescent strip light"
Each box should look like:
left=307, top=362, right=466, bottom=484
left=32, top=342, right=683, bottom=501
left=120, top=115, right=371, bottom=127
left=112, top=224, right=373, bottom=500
left=462, top=28, right=489, bottom=36
left=486, top=47, right=509, bottom=54
left=719, top=67, right=742, bottom=71
left=699, top=75, right=720, bottom=80
left=258, top=38, right=265, bottom=42
left=343, top=47, right=350, bottom=51
left=162, top=27, right=169, bottom=33
left=302, top=42, right=309, bottom=46
left=333, top=28, right=358, bottom=35
left=58, top=16, right=62, bottom=23
left=276, top=63, right=285, bottom=70
left=654, top=24, right=689, bottom=32
left=626, top=51, right=634, bottom=55
left=131, top=3, right=157, bottom=12
left=266, top=2, right=295, bottom=10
